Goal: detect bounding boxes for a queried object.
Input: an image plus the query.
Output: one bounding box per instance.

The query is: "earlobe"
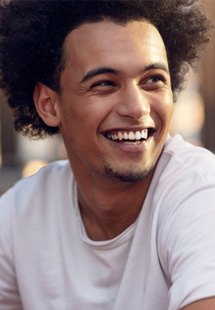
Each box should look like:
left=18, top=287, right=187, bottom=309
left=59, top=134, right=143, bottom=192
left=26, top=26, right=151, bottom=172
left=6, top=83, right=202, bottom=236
left=33, top=83, right=61, bottom=127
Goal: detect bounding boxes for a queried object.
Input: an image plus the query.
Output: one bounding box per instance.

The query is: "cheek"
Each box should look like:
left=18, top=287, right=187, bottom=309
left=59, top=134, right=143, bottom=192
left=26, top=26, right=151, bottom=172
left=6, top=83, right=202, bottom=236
left=80, top=97, right=116, bottom=129
left=59, top=100, right=110, bottom=138
left=152, top=93, right=173, bottom=122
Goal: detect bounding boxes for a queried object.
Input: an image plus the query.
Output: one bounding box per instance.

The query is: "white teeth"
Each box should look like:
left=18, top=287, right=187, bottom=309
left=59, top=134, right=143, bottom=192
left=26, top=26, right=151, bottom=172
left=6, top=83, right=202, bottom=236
left=128, top=131, right=135, bottom=140
left=112, top=133, right=118, bottom=140
left=123, top=132, right=128, bottom=140
left=107, top=129, right=149, bottom=142
left=118, top=132, right=123, bottom=141
left=135, top=131, right=141, bottom=140
left=141, top=129, right=148, bottom=139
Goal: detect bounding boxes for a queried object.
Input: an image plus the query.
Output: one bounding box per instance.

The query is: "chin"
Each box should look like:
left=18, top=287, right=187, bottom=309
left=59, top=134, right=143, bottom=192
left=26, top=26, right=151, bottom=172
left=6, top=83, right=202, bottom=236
left=103, top=163, right=154, bottom=183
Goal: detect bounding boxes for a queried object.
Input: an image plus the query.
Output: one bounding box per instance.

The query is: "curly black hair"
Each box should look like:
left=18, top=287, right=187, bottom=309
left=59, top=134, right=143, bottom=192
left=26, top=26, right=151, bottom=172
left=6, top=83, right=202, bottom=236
left=0, top=0, right=211, bottom=138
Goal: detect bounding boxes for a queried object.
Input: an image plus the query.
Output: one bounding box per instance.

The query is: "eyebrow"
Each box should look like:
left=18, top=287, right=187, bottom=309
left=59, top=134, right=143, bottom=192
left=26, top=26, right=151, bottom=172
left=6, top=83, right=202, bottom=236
left=80, top=62, right=169, bottom=84
left=80, top=67, right=119, bottom=83
left=145, top=63, right=169, bottom=73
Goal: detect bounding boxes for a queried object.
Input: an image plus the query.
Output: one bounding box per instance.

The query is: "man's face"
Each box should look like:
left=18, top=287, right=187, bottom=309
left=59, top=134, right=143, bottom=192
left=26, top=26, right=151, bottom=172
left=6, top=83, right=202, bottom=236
left=56, top=20, right=173, bottom=183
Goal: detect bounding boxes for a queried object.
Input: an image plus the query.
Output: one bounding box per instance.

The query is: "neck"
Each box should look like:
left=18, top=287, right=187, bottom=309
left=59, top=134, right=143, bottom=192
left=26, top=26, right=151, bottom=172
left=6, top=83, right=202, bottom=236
left=77, top=172, right=154, bottom=241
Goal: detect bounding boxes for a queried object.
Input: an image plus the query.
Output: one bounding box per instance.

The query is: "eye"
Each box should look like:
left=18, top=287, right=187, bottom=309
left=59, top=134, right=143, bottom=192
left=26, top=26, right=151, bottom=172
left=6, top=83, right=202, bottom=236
left=141, top=74, right=167, bottom=90
left=90, top=79, right=118, bottom=94
left=146, top=75, right=164, bottom=83
left=91, top=80, right=116, bottom=89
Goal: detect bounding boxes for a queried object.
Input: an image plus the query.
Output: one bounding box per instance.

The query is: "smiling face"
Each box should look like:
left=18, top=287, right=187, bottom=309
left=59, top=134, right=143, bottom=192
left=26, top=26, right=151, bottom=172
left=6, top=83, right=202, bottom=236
left=51, top=20, right=173, bottom=184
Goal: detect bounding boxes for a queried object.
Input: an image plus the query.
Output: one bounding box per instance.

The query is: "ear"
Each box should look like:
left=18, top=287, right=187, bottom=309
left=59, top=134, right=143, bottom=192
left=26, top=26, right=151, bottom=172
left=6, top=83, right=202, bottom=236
left=33, top=83, right=61, bottom=127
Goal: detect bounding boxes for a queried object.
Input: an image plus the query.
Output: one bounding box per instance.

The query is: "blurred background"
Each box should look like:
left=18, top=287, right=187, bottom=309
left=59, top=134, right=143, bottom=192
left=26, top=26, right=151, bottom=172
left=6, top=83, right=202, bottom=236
left=0, top=0, right=215, bottom=195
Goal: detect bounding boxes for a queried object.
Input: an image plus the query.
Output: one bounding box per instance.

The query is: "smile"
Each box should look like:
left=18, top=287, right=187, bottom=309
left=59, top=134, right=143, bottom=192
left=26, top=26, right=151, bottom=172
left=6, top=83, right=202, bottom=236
left=104, top=128, right=155, bottom=142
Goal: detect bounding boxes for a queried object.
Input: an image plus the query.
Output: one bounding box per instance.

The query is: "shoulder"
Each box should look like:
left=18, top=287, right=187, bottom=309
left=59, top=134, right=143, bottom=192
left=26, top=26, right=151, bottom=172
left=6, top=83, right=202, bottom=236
left=155, top=137, right=215, bottom=309
left=155, top=135, right=215, bottom=222
left=155, top=135, right=215, bottom=202
left=2, top=159, right=71, bottom=192
left=0, top=160, right=73, bottom=218
left=162, top=134, right=215, bottom=177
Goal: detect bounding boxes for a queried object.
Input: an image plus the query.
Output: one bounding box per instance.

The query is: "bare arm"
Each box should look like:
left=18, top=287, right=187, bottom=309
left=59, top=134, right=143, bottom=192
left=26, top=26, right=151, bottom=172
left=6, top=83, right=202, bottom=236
left=181, top=298, right=215, bottom=310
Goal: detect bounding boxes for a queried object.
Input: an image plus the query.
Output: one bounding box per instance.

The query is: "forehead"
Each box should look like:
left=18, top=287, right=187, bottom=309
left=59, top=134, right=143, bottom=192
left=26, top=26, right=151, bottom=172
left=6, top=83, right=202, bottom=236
left=62, top=20, right=168, bottom=75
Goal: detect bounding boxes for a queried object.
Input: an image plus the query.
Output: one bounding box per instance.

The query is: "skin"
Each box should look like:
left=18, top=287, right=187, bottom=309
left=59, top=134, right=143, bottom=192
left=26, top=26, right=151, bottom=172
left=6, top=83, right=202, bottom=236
left=34, top=19, right=215, bottom=310
left=35, top=20, right=173, bottom=240
left=182, top=298, right=215, bottom=310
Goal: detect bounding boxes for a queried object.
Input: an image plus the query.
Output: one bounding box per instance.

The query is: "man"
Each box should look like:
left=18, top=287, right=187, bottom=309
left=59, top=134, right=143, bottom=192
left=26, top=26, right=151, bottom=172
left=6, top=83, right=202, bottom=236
left=0, top=1, right=214, bottom=309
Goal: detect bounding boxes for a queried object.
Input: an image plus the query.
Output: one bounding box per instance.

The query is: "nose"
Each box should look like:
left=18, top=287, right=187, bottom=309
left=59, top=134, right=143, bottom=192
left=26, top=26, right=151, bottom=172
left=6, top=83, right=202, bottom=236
left=116, top=83, right=150, bottom=120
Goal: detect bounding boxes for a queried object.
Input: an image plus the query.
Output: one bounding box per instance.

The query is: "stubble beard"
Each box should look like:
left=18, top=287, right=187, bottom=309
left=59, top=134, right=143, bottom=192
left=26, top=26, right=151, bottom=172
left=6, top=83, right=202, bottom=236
left=103, top=161, right=154, bottom=183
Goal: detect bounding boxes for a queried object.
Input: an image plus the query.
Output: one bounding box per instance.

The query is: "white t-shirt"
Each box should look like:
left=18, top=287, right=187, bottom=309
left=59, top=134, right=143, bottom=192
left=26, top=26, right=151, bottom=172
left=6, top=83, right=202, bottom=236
left=1, top=135, right=215, bottom=310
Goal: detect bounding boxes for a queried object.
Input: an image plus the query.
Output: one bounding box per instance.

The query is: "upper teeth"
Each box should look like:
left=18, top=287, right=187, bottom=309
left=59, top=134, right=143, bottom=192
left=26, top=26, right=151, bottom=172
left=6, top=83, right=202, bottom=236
left=107, top=129, right=148, bottom=141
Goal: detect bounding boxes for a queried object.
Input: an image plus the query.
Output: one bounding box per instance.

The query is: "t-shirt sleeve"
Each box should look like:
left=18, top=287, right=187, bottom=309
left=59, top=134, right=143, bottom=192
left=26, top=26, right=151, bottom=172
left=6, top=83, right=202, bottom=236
left=158, top=182, right=215, bottom=310
left=0, top=190, right=23, bottom=309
